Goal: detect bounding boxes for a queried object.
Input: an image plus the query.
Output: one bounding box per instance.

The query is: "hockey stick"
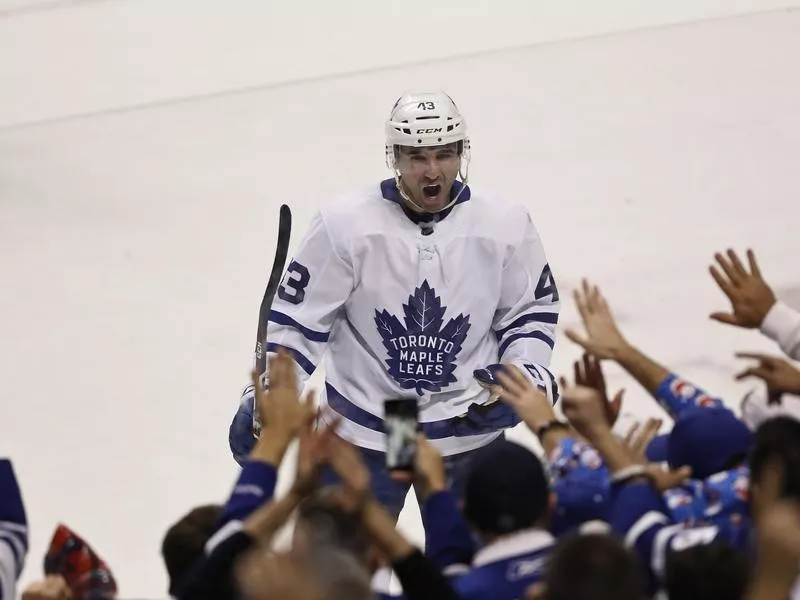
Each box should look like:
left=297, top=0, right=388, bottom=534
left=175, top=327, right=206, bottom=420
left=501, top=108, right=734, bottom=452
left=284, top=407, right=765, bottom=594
left=254, top=204, right=292, bottom=375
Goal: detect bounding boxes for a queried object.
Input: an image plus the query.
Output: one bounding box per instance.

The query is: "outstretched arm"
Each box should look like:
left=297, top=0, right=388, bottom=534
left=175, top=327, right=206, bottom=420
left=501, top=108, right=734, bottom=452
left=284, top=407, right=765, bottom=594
left=708, top=248, right=800, bottom=361
left=565, top=280, right=667, bottom=394
left=565, top=280, right=723, bottom=419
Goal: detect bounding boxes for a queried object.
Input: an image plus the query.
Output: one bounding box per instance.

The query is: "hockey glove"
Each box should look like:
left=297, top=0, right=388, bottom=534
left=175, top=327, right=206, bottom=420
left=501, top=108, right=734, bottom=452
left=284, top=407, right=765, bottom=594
left=451, top=364, right=519, bottom=436
left=474, top=362, right=559, bottom=404
left=453, top=399, right=521, bottom=436
left=453, top=363, right=559, bottom=437
left=473, top=364, right=507, bottom=400
left=228, top=384, right=259, bottom=466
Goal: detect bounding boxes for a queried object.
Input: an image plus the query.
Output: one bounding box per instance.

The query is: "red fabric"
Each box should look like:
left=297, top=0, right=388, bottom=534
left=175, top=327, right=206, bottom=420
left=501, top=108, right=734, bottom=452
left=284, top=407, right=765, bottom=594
left=44, top=523, right=117, bottom=599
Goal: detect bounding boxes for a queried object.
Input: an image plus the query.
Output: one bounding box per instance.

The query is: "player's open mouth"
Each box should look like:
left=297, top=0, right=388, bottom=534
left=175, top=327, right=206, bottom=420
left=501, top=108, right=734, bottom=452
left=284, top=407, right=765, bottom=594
left=422, top=184, right=441, bottom=198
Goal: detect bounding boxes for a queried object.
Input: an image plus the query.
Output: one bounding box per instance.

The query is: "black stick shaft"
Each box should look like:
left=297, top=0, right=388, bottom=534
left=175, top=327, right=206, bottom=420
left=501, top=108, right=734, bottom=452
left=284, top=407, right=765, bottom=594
left=255, top=204, right=292, bottom=375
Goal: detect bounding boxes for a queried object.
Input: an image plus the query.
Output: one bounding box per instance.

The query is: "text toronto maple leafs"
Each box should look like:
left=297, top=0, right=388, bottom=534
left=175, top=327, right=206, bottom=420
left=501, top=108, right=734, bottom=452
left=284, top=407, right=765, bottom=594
left=374, top=280, right=471, bottom=395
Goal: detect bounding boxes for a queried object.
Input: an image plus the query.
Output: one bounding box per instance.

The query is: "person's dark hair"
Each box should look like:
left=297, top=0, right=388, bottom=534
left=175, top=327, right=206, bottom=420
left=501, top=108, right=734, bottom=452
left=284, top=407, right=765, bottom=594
left=161, top=504, right=222, bottom=595
left=749, top=416, right=800, bottom=499
left=543, top=533, right=644, bottom=600
left=297, top=488, right=371, bottom=560
left=664, top=539, right=749, bottom=600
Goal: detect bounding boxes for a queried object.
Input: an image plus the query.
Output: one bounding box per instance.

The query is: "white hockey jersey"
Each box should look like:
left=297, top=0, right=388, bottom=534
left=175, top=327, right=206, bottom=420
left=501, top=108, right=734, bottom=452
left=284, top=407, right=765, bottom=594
left=258, top=179, right=559, bottom=456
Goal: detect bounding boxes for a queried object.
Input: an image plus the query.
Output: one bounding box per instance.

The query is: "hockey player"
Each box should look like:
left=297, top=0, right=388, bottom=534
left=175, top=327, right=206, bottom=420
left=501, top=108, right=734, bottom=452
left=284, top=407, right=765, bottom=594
left=229, top=91, right=560, bottom=516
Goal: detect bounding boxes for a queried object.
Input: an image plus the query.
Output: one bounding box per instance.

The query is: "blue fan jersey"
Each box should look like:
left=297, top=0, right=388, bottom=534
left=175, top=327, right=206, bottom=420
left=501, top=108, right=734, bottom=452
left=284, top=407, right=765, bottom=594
left=423, top=489, right=553, bottom=600
left=611, top=479, right=751, bottom=595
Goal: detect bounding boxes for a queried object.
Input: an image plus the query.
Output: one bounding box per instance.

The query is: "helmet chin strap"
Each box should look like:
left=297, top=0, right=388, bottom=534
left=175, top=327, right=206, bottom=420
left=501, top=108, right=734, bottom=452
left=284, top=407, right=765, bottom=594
left=394, top=160, right=470, bottom=215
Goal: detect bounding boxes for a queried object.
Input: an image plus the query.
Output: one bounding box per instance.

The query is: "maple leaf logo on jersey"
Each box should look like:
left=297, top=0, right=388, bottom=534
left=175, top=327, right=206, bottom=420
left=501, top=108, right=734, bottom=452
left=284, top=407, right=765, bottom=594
left=374, top=280, right=471, bottom=395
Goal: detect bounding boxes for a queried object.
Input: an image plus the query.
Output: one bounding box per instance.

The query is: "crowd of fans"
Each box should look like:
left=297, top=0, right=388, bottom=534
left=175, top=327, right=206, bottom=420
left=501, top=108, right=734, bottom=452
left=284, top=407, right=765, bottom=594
left=6, top=246, right=800, bottom=600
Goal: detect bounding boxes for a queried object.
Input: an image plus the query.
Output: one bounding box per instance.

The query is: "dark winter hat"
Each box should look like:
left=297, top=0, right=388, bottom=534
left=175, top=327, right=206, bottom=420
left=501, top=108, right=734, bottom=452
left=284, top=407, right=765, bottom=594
left=646, top=407, right=752, bottom=479
left=463, top=439, right=549, bottom=535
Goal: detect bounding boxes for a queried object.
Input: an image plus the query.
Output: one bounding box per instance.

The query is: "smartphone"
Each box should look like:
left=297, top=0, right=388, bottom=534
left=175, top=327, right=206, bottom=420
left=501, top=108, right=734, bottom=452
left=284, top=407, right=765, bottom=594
left=384, top=398, right=419, bottom=472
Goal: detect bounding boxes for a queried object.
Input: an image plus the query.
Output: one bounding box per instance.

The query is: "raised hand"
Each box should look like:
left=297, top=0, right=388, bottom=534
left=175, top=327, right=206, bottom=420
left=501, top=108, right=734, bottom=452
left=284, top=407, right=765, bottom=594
left=251, top=351, right=316, bottom=441
left=560, top=382, right=612, bottom=443
left=292, top=414, right=338, bottom=496
left=623, top=418, right=663, bottom=463
left=573, top=353, right=625, bottom=427
left=565, top=280, right=630, bottom=360
left=735, top=352, right=800, bottom=399
left=709, top=249, right=776, bottom=329
left=327, top=436, right=373, bottom=514
left=496, top=365, right=556, bottom=432
left=561, top=372, right=640, bottom=474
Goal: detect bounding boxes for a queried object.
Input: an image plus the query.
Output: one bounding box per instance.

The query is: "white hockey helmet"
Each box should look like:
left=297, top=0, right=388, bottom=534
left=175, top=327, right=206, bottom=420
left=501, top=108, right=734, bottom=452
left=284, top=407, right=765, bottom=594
left=385, top=91, right=468, bottom=150
left=385, top=92, right=471, bottom=209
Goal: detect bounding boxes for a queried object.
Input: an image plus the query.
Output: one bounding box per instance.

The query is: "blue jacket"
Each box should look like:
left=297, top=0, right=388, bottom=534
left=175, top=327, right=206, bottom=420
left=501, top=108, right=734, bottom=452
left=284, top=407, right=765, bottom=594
left=423, top=489, right=553, bottom=600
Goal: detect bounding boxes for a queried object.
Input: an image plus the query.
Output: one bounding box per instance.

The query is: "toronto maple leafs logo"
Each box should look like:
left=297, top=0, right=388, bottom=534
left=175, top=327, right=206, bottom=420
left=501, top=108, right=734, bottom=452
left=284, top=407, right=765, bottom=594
left=374, top=280, right=471, bottom=395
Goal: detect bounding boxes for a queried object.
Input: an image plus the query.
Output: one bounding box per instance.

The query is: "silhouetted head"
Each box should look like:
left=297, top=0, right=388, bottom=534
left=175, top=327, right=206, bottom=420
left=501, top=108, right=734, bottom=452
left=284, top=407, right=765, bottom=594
left=463, top=439, right=550, bottom=539
left=161, top=504, right=222, bottom=596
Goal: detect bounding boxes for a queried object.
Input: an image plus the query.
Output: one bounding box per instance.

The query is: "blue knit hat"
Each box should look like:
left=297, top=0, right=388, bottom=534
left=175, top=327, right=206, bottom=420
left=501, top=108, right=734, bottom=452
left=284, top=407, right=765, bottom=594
left=463, top=439, right=549, bottom=534
left=646, top=408, right=752, bottom=479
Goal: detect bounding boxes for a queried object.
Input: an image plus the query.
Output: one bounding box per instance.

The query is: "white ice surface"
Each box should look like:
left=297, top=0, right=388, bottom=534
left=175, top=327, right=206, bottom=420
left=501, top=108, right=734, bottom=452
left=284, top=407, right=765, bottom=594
left=2, top=3, right=800, bottom=597
left=2, top=0, right=798, bottom=127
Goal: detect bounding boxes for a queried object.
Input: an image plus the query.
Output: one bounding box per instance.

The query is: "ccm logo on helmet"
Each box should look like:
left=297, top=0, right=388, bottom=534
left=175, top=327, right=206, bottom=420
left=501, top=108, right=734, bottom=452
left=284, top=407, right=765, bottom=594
left=416, top=128, right=442, bottom=134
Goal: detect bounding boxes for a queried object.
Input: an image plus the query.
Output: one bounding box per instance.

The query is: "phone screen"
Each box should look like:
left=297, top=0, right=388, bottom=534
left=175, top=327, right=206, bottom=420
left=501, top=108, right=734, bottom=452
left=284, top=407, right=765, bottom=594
left=384, top=398, right=419, bottom=472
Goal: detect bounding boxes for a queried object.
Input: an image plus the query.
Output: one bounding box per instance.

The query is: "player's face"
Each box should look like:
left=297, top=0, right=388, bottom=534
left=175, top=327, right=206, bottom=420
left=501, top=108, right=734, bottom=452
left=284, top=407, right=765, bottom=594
left=396, top=143, right=461, bottom=212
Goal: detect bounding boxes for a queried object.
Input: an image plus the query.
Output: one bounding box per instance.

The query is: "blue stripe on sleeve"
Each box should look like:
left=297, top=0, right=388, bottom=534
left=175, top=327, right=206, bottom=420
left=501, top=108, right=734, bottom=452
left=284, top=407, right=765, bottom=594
left=495, top=312, right=559, bottom=340
left=268, top=311, right=330, bottom=342
left=265, top=343, right=317, bottom=375
left=498, top=331, right=555, bottom=356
